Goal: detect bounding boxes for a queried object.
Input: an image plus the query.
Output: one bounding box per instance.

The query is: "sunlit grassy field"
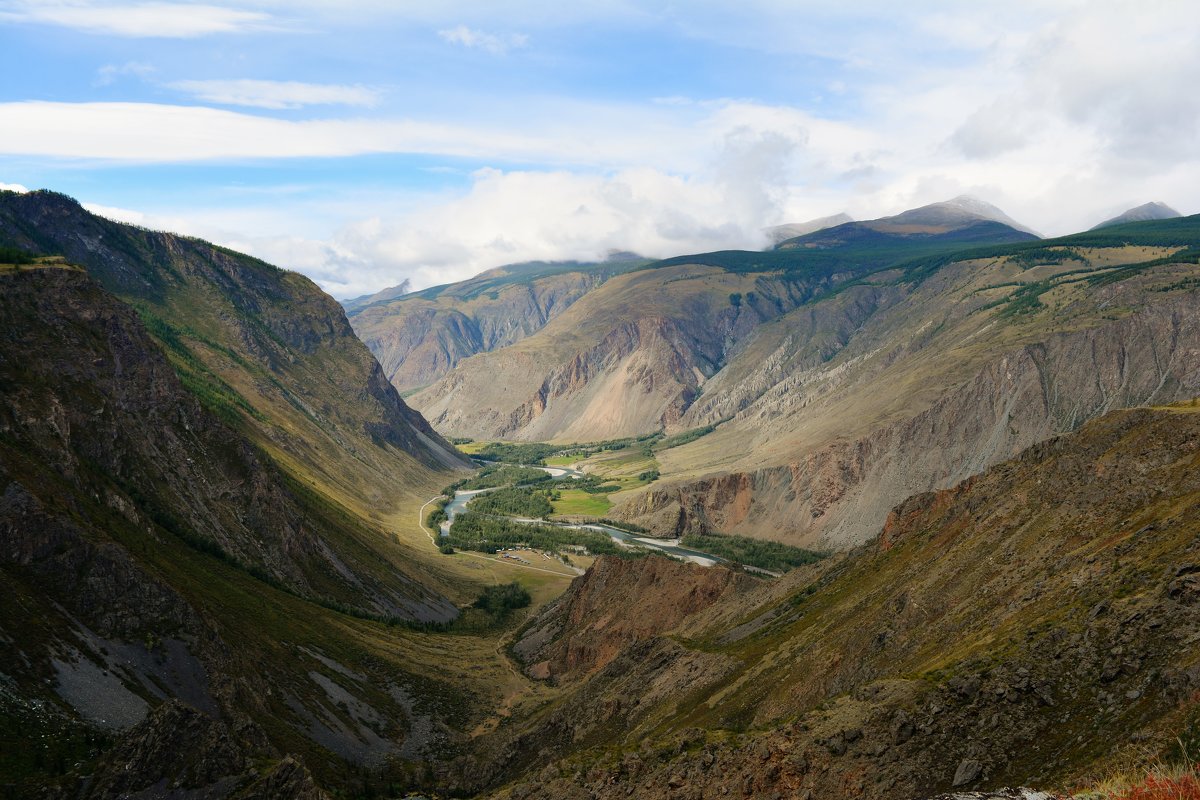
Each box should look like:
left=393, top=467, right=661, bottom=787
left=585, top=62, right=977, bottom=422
left=551, top=489, right=611, bottom=516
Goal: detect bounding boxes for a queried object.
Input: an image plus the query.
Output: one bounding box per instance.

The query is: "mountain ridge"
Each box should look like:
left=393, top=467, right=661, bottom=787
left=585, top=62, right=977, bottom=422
left=399, top=213, right=1200, bottom=554
left=348, top=257, right=648, bottom=393
left=1090, top=201, right=1181, bottom=230
left=764, top=212, right=854, bottom=245
left=406, top=198, right=1042, bottom=445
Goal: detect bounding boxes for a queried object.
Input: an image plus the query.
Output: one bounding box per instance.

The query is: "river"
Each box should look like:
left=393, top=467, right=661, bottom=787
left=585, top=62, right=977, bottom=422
left=440, top=465, right=724, bottom=567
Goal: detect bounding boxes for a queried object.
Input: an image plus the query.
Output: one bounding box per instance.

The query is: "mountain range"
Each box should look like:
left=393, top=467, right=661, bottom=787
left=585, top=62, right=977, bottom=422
left=351, top=198, right=1200, bottom=551
left=4, top=188, right=1200, bottom=799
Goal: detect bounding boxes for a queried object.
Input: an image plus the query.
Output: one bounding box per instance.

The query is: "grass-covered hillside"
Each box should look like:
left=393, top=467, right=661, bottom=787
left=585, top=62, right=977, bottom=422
left=475, top=402, right=1200, bottom=800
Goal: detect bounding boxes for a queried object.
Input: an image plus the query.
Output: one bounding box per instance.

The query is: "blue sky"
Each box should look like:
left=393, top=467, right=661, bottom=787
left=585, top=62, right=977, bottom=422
left=2, top=1, right=1198, bottom=297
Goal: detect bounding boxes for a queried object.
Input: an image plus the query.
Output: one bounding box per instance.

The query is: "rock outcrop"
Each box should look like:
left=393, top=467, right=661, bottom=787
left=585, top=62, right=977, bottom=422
left=50, top=700, right=329, bottom=800
left=513, top=556, right=755, bottom=682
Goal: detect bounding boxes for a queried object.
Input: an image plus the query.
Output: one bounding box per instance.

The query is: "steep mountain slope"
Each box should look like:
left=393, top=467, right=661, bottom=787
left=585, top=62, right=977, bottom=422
left=0, top=264, right=454, bottom=619
left=470, top=403, right=1200, bottom=800
left=0, top=262, right=484, bottom=796
left=1091, top=201, right=1181, bottom=230
left=412, top=264, right=833, bottom=441
left=0, top=191, right=467, bottom=523
left=621, top=221, right=1200, bottom=548
left=0, top=194, right=531, bottom=797
left=348, top=257, right=646, bottom=393
left=409, top=199, right=1038, bottom=443
left=512, top=556, right=756, bottom=683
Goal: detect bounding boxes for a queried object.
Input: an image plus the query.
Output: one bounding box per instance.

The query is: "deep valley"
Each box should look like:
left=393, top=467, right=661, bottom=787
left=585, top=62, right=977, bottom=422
left=4, top=189, right=1200, bottom=800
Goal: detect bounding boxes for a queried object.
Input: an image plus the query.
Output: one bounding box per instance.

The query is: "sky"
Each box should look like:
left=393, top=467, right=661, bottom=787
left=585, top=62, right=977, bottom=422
left=1, top=1, right=1198, bottom=298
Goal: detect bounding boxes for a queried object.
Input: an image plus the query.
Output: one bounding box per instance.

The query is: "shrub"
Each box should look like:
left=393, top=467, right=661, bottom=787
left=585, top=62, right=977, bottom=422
left=681, top=532, right=825, bottom=573
left=473, top=582, right=531, bottom=615
left=467, top=486, right=553, bottom=518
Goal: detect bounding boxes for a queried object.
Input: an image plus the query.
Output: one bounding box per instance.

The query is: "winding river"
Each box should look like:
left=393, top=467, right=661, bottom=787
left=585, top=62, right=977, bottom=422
left=440, top=465, right=724, bottom=567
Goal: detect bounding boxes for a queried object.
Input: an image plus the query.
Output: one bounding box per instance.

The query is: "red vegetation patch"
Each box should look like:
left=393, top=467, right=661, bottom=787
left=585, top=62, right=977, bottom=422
left=1109, top=772, right=1200, bottom=800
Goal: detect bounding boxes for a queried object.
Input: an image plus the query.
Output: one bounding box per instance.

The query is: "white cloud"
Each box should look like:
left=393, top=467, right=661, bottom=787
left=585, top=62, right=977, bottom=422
left=0, top=183, right=29, bottom=193
left=82, top=201, right=203, bottom=235
left=0, top=98, right=766, bottom=176
left=438, top=25, right=528, bottom=55
left=0, top=101, right=560, bottom=163
left=243, top=159, right=810, bottom=298
left=3, top=2, right=270, bottom=38
left=95, top=61, right=156, bottom=86
left=168, top=79, right=380, bottom=110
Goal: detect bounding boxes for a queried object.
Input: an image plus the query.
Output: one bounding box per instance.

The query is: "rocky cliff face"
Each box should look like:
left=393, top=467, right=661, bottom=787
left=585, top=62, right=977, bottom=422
left=620, top=280, right=1200, bottom=549
left=410, top=264, right=854, bottom=441
left=473, top=404, right=1200, bottom=800
left=512, top=556, right=754, bottom=683
left=350, top=263, right=624, bottom=393
left=0, top=265, right=475, bottom=793
left=0, top=265, right=456, bottom=617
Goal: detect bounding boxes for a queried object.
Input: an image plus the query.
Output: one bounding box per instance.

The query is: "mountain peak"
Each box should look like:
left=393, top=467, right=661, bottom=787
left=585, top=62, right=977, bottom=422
left=1090, top=201, right=1181, bottom=230
left=882, top=195, right=1039, bottom=236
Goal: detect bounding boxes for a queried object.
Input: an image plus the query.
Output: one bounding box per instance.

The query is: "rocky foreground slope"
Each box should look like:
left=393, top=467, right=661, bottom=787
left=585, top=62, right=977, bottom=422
left=0, top=193, right=514, bottom=797
left=462, top=403, right=1200, bottom=799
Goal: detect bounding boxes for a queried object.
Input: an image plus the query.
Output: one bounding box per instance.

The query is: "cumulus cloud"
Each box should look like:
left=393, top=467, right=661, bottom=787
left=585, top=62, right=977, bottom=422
left=0, top=183, right=29, bottom=193
left=438, top=25, right=528, bottom=55
left=168, top=79, right=381, bottom=110
left=251, top=161, right=808, bottom=298
left=3, top=2, right=270, bottom=38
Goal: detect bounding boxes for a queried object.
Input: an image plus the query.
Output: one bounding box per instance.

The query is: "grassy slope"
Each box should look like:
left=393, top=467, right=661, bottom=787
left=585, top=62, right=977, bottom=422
left=486, top=402, right=1200, bottom=799
left=0, top=198, right=581, bottom=793
left=0, top=191, right=472, bottom=600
